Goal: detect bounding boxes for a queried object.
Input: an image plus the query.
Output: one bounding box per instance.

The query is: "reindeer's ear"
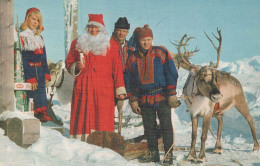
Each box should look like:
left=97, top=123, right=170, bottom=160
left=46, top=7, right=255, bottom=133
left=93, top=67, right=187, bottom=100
left=190, top=67, right=199, bottom=75
left=47, top=59, right=53, bottom=66
left=56, top=60, right=63, bottom=70
left=209, top=62, right=214, bottom=68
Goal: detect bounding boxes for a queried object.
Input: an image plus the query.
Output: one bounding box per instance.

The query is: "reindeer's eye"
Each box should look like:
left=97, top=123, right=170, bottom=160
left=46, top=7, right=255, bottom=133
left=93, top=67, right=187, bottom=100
left=200, top=77, right=206, bottom=82
left=50, top=71, right=55, bottom=74
left=201, top=73, right=208, bottom=79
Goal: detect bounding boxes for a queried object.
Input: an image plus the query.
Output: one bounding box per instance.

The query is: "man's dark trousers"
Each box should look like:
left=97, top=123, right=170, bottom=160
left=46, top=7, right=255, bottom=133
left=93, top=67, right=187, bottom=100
left=141, top=102, right=173, bottom=153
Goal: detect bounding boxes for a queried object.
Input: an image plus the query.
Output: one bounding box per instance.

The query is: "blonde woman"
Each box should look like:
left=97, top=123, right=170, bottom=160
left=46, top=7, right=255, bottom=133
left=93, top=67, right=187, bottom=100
left=20, top=7, right=51, bottom=122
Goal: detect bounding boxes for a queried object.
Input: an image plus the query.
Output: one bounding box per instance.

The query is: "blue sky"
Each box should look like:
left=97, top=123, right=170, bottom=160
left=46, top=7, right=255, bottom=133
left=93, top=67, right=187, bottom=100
left=14, top=0, right=260, bottom=64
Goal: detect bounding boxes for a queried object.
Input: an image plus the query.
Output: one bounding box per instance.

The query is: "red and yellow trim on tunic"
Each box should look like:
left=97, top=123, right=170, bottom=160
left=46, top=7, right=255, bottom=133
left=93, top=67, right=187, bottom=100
left=29, top=61, right=42, bottom=67
left=140, top=93, right=166, bottom=106
left=137, top=47, right=155, bottom=85
left=128, top=92, right=138, bottom=102
left=34, top=47, right=44, bottom=54
left=167, top=85, right=177, bottom=95
left=26, top=77, right=37, bottom=84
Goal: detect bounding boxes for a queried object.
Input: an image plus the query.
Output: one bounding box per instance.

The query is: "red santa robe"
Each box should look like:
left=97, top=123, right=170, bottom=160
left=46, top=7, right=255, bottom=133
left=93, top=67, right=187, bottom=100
left=66, top=34, right=126, bottom=139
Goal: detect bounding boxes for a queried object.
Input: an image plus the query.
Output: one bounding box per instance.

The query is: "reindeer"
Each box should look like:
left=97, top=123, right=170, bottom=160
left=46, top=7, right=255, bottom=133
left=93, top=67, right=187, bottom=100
left=173, top=28, right=260, bottom=162
left=46, top=60, right=74, bottom=105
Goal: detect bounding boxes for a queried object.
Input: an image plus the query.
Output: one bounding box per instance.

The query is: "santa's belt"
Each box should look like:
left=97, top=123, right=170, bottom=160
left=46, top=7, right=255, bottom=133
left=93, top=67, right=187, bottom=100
left=29, top=62, right=42, bottom=67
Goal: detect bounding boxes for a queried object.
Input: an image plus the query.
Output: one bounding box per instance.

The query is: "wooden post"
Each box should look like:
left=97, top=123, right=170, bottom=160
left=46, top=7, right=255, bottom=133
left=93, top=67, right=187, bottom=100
left=64, top=0, right=78, bottom=58
left=0, top=0, right=14, bottom=114
left=0, top=2, right=41, bottom=148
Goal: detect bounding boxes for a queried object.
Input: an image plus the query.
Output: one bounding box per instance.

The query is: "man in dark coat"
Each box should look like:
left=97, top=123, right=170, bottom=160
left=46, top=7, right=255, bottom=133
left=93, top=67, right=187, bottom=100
left=110, top=17, right=130, bottom=134
left=111, top=17, right=130, bottom=70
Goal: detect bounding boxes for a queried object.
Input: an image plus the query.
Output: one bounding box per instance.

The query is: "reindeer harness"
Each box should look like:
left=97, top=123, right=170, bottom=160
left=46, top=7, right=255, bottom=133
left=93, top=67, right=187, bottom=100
left=182, top=70, right=222, bottom=114
left=182, top=72, right=200, bottom=110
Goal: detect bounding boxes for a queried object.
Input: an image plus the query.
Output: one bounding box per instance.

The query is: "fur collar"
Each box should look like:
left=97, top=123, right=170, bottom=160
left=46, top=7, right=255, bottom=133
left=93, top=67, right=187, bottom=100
left=20, top=28, right=45, bottom=51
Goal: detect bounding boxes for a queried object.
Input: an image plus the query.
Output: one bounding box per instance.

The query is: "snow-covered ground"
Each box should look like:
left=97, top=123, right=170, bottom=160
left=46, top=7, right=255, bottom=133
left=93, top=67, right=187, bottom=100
left=1, top=56, right=260, bottom=166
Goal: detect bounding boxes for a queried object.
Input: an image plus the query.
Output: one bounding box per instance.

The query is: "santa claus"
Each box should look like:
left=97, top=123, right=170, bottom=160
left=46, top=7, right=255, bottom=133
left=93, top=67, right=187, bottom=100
left=65, top=14, right=126, bottom=141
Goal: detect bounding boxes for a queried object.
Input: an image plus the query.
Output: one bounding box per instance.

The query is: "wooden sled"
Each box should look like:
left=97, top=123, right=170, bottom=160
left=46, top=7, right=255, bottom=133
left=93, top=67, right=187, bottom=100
left=87, top=131, right=148, bottom=160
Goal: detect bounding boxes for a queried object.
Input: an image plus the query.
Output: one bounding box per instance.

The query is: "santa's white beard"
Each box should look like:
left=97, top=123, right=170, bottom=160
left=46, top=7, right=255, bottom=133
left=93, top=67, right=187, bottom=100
left=76, top=31, right=110, bottom=56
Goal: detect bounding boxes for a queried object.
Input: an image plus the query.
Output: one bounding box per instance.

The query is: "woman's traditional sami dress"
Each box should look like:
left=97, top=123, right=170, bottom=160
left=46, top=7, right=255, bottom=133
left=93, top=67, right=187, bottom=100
left=20, top=28, right=51, bottom=122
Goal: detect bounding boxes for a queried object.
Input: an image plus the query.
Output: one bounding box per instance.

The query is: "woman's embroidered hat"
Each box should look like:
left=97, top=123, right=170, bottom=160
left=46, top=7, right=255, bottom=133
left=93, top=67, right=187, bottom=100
left=26, top=7, right=40, bottom=16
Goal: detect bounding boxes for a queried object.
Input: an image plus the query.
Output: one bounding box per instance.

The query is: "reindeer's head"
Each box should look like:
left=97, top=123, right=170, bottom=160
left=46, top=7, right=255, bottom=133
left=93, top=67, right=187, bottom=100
left=196, top=66, right=222, bottom=103
left=175, top=28, right=223, bottom=103
left=47, top=60, right=63, bottom=87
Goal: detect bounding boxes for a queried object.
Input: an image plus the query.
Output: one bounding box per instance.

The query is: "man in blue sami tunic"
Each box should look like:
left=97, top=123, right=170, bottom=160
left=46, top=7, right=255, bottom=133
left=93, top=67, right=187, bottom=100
left=125, top=24, right=180, bottom=165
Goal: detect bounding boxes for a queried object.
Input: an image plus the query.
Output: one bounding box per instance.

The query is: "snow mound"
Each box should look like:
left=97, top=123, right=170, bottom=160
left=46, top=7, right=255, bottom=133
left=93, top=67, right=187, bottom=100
left=219, top=56, right=260, bottom=74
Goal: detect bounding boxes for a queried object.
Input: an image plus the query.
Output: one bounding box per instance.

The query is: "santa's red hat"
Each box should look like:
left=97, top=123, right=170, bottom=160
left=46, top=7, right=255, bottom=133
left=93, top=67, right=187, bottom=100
left=87, top=14, right=105, bottom=28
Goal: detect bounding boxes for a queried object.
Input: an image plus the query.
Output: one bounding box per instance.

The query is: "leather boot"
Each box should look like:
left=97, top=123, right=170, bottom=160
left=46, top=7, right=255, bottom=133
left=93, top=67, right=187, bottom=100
left=138, top=150, right=160, bottom=163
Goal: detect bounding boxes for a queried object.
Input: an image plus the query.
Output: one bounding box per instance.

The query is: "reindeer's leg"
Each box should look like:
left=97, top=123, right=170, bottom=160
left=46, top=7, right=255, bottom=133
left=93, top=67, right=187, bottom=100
left=213, top=114, right=223, bottom=154
left=117, top=100, right=124, bottom=135
left=186, top=115, right=198, bottom=161
left=235, top=97, right=260, bottom=151
left=197, top=111, right=213, bottom=162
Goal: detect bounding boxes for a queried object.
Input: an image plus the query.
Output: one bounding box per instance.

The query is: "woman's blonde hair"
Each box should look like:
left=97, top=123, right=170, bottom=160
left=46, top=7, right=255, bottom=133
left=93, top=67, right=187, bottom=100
left=20, top=10, right=43, bottom=35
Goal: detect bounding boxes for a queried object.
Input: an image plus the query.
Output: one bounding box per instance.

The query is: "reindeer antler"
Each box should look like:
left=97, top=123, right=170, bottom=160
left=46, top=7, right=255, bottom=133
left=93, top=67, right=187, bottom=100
left=172, top=34, right=199, bottom=70
left=204, top=28, right=222, bottom=69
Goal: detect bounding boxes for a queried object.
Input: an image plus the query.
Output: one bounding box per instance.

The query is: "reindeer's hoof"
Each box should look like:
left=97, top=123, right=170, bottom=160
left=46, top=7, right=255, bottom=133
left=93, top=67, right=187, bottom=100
left=196, top=157, right=206, bottom=163
left=213, top=148, right=222, bottom=154
left=188, top=158, right=197, bottom=163
left=253, top=146, right=260, bottom=152
left=185, top=155, right=196, bottom=162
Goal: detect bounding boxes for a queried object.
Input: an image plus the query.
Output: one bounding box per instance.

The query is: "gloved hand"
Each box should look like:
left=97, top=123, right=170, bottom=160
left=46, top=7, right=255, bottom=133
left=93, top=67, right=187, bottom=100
left=168, top=95, right=181, bottom=108
left=130, top=101, right=141, bottom=115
